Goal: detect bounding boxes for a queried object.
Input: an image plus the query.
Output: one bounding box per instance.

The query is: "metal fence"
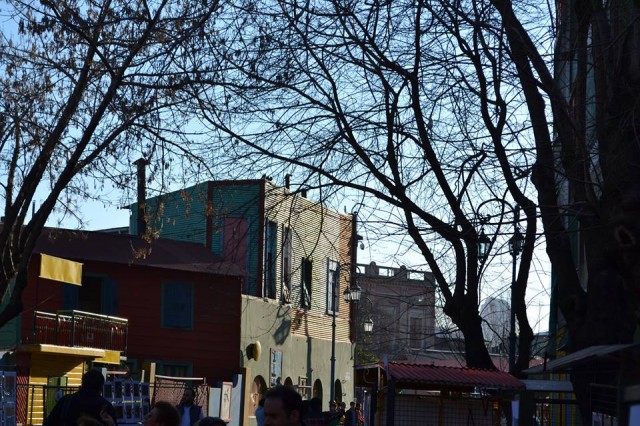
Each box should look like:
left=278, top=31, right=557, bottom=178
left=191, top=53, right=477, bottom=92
left=152, top=376, right=209, bottom=417
left=28, top=310, right=128, bottom=353
left=377, top=393, right=505, bottom=426
left=18, top=377, right=211, bottom=425
left=20, top=381, right=150, bottom=425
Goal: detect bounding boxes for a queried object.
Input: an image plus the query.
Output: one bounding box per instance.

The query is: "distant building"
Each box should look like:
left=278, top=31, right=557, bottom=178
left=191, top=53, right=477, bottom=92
left=480, top=297, right=511, bottom=355
left=355, top=262, right=435, bottom=362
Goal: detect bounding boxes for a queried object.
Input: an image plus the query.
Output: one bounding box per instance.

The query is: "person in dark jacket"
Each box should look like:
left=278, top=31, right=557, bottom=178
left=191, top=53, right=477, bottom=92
left=344, top=402, right=357, bottom=426
left=176, top=387, right=204, bottom=426
left=43, top=369, right=117, bottom=426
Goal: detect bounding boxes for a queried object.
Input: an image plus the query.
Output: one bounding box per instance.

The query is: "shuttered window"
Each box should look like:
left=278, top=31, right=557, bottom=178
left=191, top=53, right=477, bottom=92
left=281, top=226, right=292, bottom=303
left=162, top=281, right=194, bottom=329
left=326, top=260, right=340, bottom=315
left=301, top=258, right=312, bottom=309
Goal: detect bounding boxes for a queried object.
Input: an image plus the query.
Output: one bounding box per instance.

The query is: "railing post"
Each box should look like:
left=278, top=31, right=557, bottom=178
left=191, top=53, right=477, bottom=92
left=31, top=312, right=36, bottom=344
left=55, top=312, right=59, bottom=345
left=71, top=311, right=76, bottom=347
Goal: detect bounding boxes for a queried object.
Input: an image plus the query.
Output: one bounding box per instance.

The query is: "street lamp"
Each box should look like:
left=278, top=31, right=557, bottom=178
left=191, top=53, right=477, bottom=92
left=330, top=282, right=361, bottom=406
left=363, top=318, right=374, bottom=333
left=477, top=228, right=491, bottom=261
left=476, top=201, right=524, bottom=374
left=343, top=284, right=362, bottom=303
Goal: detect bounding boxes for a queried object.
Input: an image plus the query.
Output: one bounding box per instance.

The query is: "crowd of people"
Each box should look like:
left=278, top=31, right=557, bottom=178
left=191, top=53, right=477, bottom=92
left=43, top=369, right=366, bottom=426
left=256, top=386, right=365, bottom=426
left=43, top=369, right=228, bottom=426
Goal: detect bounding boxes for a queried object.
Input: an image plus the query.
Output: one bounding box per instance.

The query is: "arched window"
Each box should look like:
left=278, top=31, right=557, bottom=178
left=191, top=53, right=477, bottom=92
left=313, top=379, right=323, bottom=400
left=334, top=380, right=343, bottom=403
left=250, top=375, right=267, bottom=415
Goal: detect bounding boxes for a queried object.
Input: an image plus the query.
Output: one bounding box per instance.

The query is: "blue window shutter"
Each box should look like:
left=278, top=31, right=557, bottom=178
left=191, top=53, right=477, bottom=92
left=63, top=284, right=79, bottom=310
left=162, top=281, right=193, bottom=328
left=101, top=278, right=117, bottom=316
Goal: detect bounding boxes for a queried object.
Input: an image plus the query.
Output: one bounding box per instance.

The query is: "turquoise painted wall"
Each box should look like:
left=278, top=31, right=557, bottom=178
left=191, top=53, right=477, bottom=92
left=130, top=181, right=264, bottom=295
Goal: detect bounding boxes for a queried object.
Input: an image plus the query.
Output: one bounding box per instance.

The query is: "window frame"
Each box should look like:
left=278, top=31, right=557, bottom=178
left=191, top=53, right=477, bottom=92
left=326, top=259, right=340, bottom=316
left=161, top=280, right=194, bottom=329
left=281, top=225, right=292, bottom=303
left=300, top=258, right=312, bottom=309
left=264, top=220, right=278, bottom=299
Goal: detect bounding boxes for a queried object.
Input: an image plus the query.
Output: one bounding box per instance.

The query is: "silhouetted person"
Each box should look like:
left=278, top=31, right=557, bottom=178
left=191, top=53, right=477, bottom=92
left=263, top=386, right=303, bottom=426
left=256, top=397, right=266, bottom=426
left=195, top=417, right=226, bottom=426
left=145, top=401, right=180, bottom=426
left=304, top=397, right=325, bottom=426
left=44, top=369, right=117, bottom=426
left=344, top=401, right=356, bottom=426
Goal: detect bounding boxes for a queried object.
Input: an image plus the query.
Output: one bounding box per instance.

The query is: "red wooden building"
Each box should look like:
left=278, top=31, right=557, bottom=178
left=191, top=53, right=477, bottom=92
left=16, top=228, right=244, bottom=384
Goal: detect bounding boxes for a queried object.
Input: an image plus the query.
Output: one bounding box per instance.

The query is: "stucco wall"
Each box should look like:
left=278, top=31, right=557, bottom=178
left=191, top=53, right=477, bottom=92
left=239, top=296, right=354, bottom=410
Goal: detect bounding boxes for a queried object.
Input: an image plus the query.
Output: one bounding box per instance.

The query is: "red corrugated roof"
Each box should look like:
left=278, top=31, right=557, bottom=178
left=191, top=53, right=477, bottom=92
left=385, top=361, right=525, bottom=390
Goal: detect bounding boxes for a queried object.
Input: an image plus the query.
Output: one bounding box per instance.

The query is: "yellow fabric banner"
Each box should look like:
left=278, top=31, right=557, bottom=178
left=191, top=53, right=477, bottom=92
left=39, top=254, right=83, bottom=286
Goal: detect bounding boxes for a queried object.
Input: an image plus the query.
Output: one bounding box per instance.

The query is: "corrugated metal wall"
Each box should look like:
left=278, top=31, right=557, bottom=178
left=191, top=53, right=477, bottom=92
left=133, top=183, right=210, bottom=245
left=263, top=182, right=353, bottom=341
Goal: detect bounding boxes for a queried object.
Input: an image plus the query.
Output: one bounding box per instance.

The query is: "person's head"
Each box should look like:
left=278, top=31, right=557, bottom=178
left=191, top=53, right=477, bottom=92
left=81, top=369, right=105, bottom=393
left=301, top=400, right=309, bottom=417
left=309, top=397, right=322, bottom=413
left=259, top=397, right=265, bottom=407
left=145, top=401, right=181, bottom=426
left=77, top=416, right=103, bottom=426
left=355, top=403, right=361, bottom=411
left=349, top=401, right=355, bottom=409
left=329, top=401, right=337, bottom=412
left=263, top=386, right=303, bottom=426
left=181, top=387, right=197, bottom=406
left=195, top=417, right=226, bottom=426
left=339, top=401, right=346, bottom=411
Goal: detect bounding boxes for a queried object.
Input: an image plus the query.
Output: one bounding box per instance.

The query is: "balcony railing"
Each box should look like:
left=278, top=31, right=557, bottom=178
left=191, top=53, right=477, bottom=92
left=29, top=310, right=128, bottom=354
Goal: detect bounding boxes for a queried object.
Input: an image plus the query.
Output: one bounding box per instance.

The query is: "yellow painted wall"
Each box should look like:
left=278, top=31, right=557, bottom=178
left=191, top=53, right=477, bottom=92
left=25, top=354, right=86, bottom=425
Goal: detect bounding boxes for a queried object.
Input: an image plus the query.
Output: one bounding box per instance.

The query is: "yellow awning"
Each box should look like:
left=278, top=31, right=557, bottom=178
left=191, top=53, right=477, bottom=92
left=39, top=254, right=83, bottom=286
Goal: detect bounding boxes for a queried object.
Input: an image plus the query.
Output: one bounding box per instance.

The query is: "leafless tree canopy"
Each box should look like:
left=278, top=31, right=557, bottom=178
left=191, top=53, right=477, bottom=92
left=0, top=0, right=220, bottom=325
left=191, top=0, right=547, bottom=371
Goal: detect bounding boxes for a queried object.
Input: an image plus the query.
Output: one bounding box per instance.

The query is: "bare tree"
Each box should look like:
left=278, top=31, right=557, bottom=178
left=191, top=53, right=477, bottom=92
left=191, top=0, right=640, bottom=421
left=0, top=0, right=219, bottom=326
left=191, top=0, right=541, bottom=373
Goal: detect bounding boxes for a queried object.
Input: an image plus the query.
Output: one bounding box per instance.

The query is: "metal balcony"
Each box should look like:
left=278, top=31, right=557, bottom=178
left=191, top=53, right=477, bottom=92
left=30, top=310, right=128, bottom=354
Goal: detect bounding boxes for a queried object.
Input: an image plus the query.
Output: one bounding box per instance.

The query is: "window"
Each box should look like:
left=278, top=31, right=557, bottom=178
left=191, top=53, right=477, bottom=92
left=326, top=260, right=340, bottom=315
left=160, top=362, right=192, bottom=377
left=45, top=376, right=67, bottom=417
left=264, top=220, right=277, bottom=298
left=281, top=226, right=292, bottom=303
left=162, top=281, right=193, bottom=329
left=301, top=258, right=312, bottom=309
left=63, top=275, right=117, bottom=315
left=223, top=217, right=249, bottom=268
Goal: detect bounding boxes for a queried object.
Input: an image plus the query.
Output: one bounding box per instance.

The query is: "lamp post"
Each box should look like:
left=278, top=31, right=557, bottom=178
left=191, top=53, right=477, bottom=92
left=475, top=202, right=524, bottom=374
left=330, top=283, right=361, bottom=405
left=508, top=205, right=524, bottom=374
